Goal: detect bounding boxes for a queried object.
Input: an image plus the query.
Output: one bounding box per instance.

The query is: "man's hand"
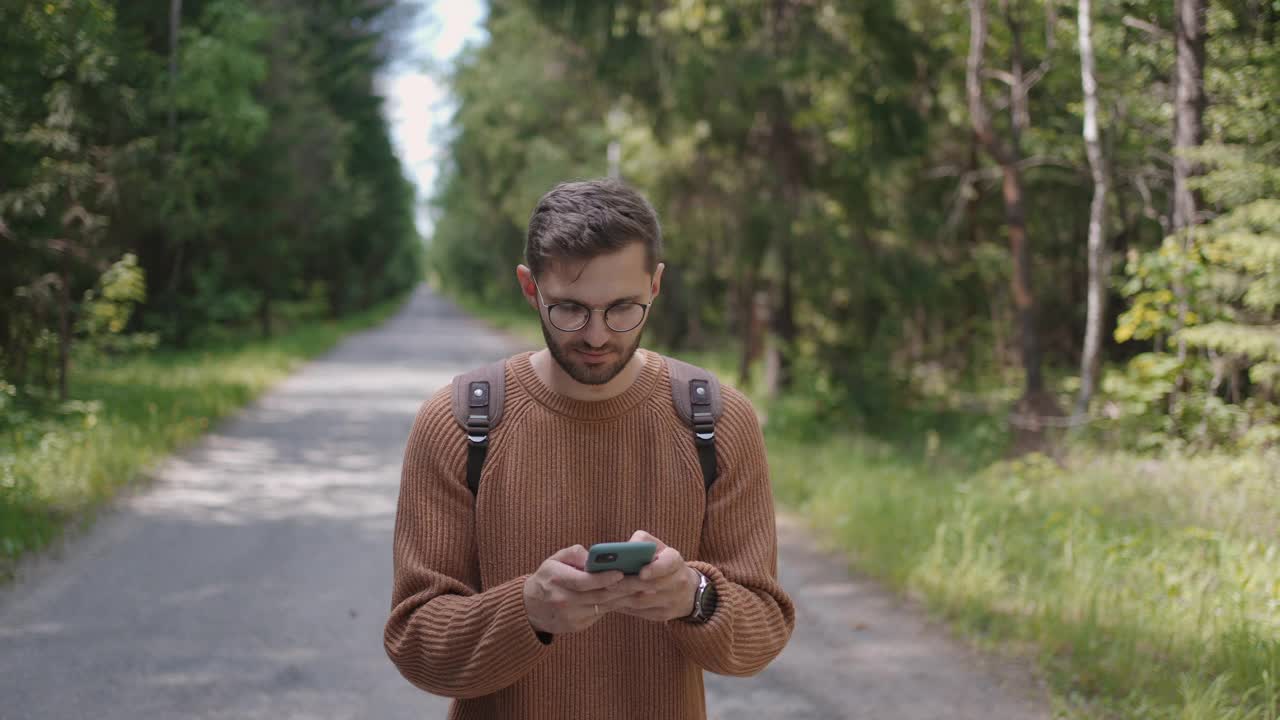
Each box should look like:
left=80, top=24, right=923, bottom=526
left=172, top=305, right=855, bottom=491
left=523, top=545, right=627, bottom=636
left=609, top=530, right=699, bottom=622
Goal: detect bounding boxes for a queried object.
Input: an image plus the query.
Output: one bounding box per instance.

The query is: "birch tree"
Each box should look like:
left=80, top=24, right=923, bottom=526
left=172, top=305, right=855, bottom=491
left=1075, top=0, right=1110, bottom=414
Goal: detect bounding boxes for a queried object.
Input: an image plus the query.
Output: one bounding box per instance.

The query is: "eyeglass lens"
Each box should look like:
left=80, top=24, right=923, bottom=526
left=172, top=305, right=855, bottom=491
left=549, top=302, right=646, bottom=332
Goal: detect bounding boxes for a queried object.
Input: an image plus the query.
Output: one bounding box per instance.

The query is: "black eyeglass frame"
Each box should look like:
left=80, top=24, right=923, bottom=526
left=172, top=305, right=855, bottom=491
left=532, top=278, right=653, bottom=333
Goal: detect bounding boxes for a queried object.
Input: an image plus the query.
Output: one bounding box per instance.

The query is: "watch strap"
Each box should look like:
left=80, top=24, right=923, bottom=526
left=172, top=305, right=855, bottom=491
left=699, top=578, right=718, bottom=620
left=683, top=570, right=714, bottom=623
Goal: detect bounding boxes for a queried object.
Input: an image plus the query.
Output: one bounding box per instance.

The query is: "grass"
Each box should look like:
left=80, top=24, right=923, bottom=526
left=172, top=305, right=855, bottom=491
left=762, top=403, right=1279, bottom=719
left=0, top=291, right=412, bottom=579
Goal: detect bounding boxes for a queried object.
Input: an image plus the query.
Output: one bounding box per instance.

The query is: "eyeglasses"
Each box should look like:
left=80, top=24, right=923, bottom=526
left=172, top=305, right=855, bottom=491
left=533, top=279, right=652, bottom=333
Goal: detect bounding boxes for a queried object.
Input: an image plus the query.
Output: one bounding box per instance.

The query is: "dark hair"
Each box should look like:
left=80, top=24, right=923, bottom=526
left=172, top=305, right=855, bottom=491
left=525, top=178, right=663, bottom=278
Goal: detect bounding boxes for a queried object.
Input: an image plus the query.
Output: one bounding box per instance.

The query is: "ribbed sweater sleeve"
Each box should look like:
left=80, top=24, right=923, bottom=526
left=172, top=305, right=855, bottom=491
left=383, top=388, right=552, bottom=699
left=666, top=385, right=797, bottom=676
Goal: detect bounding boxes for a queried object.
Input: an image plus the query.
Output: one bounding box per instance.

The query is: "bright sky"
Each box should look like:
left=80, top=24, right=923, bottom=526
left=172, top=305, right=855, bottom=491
left=379, top=0, right=488, bottom=240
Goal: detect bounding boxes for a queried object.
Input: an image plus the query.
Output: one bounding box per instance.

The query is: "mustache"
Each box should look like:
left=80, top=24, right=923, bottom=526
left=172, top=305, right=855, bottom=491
left=571, top=344, right=614, bottom=353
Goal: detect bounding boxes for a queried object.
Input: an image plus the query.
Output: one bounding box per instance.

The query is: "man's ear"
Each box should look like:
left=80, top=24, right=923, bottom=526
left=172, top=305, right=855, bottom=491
left=650, top=262, right=665, bottom=300
left=516, top=265, right=537, bottom=309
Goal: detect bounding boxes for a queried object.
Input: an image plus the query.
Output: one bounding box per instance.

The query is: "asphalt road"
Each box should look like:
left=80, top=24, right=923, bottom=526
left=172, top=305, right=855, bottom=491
left=0, top=284, right=1050, bottom=719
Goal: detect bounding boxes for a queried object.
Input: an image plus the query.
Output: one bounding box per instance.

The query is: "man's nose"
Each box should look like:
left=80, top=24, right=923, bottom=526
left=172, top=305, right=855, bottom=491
left=582, top=312, right=611, bottom=347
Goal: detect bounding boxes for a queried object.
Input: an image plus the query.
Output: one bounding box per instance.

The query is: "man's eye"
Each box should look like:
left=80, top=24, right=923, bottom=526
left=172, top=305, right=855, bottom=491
left=549, top=303, right=589, bottom=324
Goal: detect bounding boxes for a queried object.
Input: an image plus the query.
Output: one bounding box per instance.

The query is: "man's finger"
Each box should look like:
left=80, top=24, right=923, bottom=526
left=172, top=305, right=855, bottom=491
left=609, top=577, right=650, bottom=596
left=619, top=592, right=666, bottom=611
left=637, top=547, right=682, bottom=581
left=551, top=544, right=589, bottom=570
left=578, top=583, right=642, bottom=605
left=552, top=564, right=625, bottom=592
left=628, top=529, right=668, bottom=552
left=602, top=594, right=651, bottom=614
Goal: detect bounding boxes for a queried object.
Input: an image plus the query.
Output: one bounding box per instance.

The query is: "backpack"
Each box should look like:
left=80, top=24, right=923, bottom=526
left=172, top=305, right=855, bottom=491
left=449, top=355, right=724, bottom=497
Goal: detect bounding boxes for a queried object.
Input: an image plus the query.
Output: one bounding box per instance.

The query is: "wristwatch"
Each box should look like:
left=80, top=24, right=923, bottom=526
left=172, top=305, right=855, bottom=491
left=683, top=570, right=718, bottom=623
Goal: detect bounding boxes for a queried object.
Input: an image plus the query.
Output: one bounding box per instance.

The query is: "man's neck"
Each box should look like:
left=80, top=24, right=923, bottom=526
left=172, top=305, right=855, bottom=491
left=530, top=347, right=649, bottom=403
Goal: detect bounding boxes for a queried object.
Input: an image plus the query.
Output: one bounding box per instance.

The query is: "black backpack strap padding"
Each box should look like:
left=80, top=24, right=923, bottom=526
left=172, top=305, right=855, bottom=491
left=664, top=356, right=724, bottom=491
left=450, top=359, right=508, bottom=496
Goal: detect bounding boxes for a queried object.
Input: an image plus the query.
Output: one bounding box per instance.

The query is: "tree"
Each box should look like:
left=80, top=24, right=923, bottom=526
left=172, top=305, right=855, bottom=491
left=0, top=2, right=125, bottom=400
left=2, top=0, right=422, bottom=394
left=1171, top=0, right=1207, bottom=360
left=424, top=0, right=1278, bottom=460
left=965, top=0, right=1060, bottom=431
left=1075, top=0, right=1110, bottom=414
left=1109, top=2, right=1279, bottom=450
left=1171, top=0, right=1206, bottom=234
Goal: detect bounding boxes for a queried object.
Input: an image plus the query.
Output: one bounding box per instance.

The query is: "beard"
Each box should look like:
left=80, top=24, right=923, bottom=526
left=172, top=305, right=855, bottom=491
left=541, top=320, right=644, bottom=386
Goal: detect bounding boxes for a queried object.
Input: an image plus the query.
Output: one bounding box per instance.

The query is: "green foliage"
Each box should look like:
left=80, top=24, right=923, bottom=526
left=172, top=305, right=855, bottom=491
left=1115, top=242, right=1210, bottom=344
left=425, top=0, right=1279, bottom=452
left=1112, top=139, right=1279, bottom=450
left=172, top=0, right=269, bottom=156
left=2, top=0, right=424, bottom=396
left=80, top=253, right=144, bottom=334
left=1196, top=198, right=1280, bottom=317
left=426, top=4, right=612, bottom=312
left=75, top=252, right=157, bottom=356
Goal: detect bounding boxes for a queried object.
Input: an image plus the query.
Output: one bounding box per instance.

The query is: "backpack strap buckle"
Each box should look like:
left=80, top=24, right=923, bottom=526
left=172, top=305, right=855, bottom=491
left=451, top=360, right=506, bottom=497
left=687, top=379, right=718, bottom=489
left=465, top=381, right=491, bottom=445
left=690, top=379, right=715, bottom=445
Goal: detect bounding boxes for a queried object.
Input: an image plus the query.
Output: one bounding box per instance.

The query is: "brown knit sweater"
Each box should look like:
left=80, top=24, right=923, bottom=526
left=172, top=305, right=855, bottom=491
left=384, top=349, right=796, bottom=719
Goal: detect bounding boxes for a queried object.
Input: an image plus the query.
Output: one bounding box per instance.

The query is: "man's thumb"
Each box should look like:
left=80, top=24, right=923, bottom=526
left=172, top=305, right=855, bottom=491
left=553, top=544, right=588, bottom=570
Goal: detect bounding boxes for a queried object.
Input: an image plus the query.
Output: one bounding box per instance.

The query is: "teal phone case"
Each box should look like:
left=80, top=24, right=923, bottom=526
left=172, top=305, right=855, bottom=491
left=585, top=542, right=657, bottom=575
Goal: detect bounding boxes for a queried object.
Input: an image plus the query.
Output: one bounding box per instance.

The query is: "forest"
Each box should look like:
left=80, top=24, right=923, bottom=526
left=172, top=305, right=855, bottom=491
left=430, top=0, right=1278, bottom=455
left=1, top=0, right=423, bottom=403
left=1, top=1, right=1277, bottom=717
left=425, top=1, right=1278, bottom=716
left=1, top=0, right=422, bottom=641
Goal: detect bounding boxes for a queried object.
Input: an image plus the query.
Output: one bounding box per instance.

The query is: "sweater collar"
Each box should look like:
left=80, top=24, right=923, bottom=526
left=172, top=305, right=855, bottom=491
left=509, top=348, right=663, bottom=421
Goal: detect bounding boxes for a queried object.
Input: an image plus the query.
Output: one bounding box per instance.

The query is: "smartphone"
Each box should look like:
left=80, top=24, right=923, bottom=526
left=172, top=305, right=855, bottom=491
left=585, top=541, right=657, bottom=575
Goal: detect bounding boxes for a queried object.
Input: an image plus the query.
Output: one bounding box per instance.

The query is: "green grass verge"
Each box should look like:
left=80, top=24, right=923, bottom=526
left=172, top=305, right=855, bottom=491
left=765, top=411, right=1279, bottom=719
left=0, top=290, right=412, bottom=580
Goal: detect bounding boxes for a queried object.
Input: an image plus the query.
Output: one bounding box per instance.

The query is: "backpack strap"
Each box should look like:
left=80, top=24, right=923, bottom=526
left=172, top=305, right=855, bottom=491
left=449, top=355, right=725, bottom=496
left=450, top=359, right=508, bottom=496
left=664, top=356, right=724, bottom=491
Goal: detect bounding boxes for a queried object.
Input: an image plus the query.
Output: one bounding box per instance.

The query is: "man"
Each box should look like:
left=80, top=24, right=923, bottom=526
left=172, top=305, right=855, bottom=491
left=384, top=178, right=795, bottom=719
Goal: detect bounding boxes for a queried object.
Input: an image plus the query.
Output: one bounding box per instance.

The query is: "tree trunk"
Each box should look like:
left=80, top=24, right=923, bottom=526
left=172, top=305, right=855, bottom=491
left=1076, top=0, right=1111, bottom=415
left=259, top=294, right=273, bottom=339
left=762, top=0, right=803, bottom=395
left=1171, top=0, right=1206, bottom=360
left=168, top=0, right=182, bottom=138
left=1001, top=164, right=1042, bottom=394
left=738, top=286, right=771, bottom=388
left=737, top=272, right=757, bottom=387
left=966, top=0, right=1045, bottom=397
left=1171, top=0, right=1206, bottom=233
left=57, top=264, right=71, bottom=402
left=769, top=239, right=796, bottom=395
left=166, top=0, right=185, bottom=348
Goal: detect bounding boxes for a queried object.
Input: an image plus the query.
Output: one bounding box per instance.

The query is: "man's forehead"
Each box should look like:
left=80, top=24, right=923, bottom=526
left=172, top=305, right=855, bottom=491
left=537, top=272, right=650, bottom=302
left=537, top=256, right=651, bottom=300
